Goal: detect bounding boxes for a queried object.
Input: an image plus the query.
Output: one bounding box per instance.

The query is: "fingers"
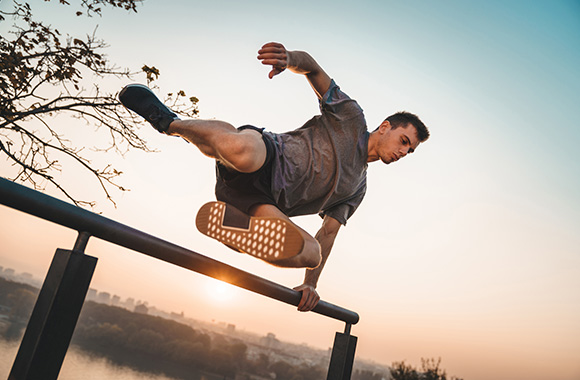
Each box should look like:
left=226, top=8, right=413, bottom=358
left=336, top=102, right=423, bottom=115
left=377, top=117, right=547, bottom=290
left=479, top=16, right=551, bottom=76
left=268, top=67, right=284, bottom=79
left=257, top=42, right=288, bottom=79
left=258, top=42, right=286, bottom=55
left=294, top=284, right=321, bottom=312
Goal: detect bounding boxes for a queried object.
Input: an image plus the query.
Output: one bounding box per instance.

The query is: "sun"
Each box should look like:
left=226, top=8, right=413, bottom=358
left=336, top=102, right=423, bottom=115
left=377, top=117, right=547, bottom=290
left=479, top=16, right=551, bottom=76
left=205, top=278, right=237, bottom=304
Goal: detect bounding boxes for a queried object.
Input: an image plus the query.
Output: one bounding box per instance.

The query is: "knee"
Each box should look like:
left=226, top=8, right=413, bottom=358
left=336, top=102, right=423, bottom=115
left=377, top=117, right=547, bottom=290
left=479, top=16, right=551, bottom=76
left=304, top=255, right=322, bottom=269
left=301, top=239, right=322, bottom=268
left=224, top=135, right=266, bottom=173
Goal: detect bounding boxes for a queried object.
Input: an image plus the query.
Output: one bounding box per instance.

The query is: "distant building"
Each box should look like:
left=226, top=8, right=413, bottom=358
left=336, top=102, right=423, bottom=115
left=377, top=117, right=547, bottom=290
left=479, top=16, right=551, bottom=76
left=134, top=304, right=148, bottom=315
left=3, top=268, right=15, bottom=279
left=226, top=323, right=236, bottom=333
left=87, top=288, right=97, bottom=301
left=97, top=292, right=111, bottom=305
left=111, top=295, right=120, bottom=307
left=124, top=297, right=135, bottom=310
left=260, top=333, right=280, bottom=348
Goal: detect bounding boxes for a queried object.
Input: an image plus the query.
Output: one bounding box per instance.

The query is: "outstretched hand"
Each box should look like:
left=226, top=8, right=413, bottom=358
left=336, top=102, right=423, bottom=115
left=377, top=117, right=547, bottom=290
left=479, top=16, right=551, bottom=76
left=294, top=283, right=320, bottom=312
left=257, top=42, right=290, bottom=79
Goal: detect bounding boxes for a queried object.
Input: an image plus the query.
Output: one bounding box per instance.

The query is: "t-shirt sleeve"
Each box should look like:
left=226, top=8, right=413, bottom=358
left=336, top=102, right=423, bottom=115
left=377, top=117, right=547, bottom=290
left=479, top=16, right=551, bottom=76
left=319, top=80, right=364, bottom=121
left=319, top=185, right=366, bottom=225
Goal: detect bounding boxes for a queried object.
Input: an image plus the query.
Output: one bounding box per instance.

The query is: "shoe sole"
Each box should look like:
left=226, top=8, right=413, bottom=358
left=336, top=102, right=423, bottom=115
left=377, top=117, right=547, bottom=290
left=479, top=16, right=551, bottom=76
left=196, top=201, right=304, bottom=262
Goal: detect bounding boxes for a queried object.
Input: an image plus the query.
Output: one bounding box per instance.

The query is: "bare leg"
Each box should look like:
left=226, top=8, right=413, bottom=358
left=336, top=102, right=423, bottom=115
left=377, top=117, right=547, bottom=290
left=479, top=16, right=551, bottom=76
left=249, top=204, right=322, bottom=269
left=167, top=119, right=267, bottom=173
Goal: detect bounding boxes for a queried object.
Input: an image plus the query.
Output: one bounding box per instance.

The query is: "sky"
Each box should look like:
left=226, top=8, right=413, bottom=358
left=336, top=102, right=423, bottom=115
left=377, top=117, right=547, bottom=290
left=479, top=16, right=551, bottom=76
left=1, top=0, right=579, bottom=379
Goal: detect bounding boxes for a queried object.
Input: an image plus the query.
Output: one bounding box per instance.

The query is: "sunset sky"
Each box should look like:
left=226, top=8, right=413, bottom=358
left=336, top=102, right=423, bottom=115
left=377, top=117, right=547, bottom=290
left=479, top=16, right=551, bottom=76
left=1, top=1, right=579, bottom=379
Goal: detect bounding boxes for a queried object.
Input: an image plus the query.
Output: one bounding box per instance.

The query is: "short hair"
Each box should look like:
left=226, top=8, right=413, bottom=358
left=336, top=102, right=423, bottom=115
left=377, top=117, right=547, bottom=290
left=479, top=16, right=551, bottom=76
left=375, top=111, right=430, bottom=142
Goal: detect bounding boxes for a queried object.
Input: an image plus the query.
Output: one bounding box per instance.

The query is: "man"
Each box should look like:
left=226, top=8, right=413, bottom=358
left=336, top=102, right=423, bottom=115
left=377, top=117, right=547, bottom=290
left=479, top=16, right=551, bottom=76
left=119, top=42, right=429, bottom=312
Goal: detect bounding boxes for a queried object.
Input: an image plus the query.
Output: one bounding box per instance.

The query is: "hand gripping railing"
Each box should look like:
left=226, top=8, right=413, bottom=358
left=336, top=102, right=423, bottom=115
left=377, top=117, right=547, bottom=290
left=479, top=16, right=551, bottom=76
left=0, top=177, right=358, bottom=380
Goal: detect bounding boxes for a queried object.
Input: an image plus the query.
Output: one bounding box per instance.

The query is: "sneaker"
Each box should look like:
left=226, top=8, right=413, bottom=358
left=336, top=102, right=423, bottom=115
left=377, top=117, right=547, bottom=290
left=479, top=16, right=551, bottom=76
left=196, top=201, right=305, bottom=262
left=119, top=84, right=179, bottom=133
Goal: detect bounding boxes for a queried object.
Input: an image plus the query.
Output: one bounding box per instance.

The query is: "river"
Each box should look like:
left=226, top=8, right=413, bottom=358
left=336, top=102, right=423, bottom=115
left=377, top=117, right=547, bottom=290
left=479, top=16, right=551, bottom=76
left=0, top=339, right=222, bottom=380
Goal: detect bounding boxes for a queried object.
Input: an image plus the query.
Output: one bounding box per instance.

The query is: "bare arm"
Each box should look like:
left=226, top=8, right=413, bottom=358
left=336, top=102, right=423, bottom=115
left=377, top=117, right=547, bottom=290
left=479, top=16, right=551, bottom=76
left=257, top=42, right=332, bottom=99
left=294, top=215, right=342, bottom=312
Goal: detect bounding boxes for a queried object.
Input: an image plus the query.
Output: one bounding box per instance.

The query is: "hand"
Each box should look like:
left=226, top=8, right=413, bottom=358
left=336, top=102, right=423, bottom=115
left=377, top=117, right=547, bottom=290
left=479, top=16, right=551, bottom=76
left=293, top=283, right=320, bottom=312
left=257, top=42, right=290, bottom=79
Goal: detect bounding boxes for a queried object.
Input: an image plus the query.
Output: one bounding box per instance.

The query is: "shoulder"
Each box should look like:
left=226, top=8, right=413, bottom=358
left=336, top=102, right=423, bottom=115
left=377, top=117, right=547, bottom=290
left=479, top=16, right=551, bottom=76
left=319, top=80, right=364, bottom=120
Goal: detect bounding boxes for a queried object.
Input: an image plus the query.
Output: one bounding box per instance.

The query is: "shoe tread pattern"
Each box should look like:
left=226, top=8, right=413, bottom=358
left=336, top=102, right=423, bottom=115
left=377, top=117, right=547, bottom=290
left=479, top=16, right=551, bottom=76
left=196, top=202, right=303, bottom=261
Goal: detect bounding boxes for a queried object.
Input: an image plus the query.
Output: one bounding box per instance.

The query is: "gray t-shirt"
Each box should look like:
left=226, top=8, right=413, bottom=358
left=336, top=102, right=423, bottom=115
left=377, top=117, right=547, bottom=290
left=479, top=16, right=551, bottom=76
left=264, top=80, right=369, bottom=225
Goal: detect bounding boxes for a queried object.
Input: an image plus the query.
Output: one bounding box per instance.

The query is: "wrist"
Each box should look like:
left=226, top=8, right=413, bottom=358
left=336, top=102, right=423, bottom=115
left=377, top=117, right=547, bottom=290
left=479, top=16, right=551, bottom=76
left=302, top=280, right=317, bottom=288
left=286, top=50, right=294, bottom=69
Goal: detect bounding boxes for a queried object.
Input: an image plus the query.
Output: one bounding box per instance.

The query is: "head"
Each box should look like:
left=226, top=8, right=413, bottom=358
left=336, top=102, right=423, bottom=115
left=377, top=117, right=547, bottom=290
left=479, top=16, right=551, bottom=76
left=369, top=111, right=430, bottom=164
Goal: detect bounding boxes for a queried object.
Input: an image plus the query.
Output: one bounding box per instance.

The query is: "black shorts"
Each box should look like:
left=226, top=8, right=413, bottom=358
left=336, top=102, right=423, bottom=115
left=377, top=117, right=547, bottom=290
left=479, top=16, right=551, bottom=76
left=214, top=125, right=277, bottom=214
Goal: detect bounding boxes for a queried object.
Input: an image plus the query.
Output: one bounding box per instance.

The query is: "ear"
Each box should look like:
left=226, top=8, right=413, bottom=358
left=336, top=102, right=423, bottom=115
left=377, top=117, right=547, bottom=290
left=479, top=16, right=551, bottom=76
left=378, top=120, right=391, bottom=134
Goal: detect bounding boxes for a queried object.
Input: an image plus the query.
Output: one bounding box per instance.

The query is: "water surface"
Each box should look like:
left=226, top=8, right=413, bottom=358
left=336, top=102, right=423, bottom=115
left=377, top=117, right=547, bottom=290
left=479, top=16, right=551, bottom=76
left=0, top=339, right=218, bottom=380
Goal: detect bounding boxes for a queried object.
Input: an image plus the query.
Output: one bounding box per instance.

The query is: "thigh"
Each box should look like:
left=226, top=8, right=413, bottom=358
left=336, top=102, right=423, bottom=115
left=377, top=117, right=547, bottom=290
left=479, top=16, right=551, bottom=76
left=218, top=128, right=267, bottom=173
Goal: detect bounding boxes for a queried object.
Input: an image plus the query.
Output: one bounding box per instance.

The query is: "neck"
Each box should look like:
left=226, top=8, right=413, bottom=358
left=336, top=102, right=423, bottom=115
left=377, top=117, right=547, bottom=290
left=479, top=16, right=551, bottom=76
left=366, top=131, right=379, bottom=162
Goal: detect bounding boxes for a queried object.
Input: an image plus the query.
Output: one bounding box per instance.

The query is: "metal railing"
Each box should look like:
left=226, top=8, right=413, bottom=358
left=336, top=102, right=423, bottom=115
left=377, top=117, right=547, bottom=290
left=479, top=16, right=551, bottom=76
left=0, top=177, right=358, bottom=380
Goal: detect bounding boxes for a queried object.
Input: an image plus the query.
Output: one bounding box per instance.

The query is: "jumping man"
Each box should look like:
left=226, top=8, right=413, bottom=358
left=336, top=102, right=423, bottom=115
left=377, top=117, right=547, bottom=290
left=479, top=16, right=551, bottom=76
left=119, top=42, right=430, bottom=312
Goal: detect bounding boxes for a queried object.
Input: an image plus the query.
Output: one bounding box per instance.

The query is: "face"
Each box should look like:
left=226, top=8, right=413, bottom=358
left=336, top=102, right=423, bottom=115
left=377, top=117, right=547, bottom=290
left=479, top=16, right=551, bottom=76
left=372, top=122, right=420, bottom=164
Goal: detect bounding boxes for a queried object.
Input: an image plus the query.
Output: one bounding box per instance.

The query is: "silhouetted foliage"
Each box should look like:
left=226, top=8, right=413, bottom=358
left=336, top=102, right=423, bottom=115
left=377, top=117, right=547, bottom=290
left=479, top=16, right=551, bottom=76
left=0, top=277, right=38, bottom=340
left=391, top=358, right=465, bottom=380
left=391, top=361, right=421, bottom=380
left=0, top=0, right=198, bottom=207
left=0, top=276, right=38, bottom=306
left=266, top=360, right=324, bottom=380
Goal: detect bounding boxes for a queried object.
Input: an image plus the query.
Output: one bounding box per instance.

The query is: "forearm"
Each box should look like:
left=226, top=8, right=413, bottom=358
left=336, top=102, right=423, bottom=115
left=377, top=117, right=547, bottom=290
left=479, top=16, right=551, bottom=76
left=287, top=50, right=322, bottom=76
left=303, top=217, right=340, bottom=288
left=257, top=42, right=331, bottom=97
left=287, top=50, right=331, bottom=98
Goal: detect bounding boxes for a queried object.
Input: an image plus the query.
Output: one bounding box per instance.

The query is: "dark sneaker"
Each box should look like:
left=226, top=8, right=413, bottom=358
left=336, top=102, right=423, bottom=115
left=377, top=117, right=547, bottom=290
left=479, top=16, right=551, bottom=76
left=196, top=201, right=305, bottom=262
left=119, top=84, right=179, bottom=133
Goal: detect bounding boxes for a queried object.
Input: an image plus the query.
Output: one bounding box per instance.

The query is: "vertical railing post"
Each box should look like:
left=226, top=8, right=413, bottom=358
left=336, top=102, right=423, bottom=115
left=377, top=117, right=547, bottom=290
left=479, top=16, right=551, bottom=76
left=326, top=323, right=357, bottom=380
left=9, top=232, right=97, bottom=380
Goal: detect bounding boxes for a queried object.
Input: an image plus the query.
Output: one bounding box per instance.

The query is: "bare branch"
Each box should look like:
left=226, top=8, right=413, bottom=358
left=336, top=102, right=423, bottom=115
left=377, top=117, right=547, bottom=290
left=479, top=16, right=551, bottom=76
left=0, top=139, right=95, bottom=207
left=0, top=0, right=197, bottom=209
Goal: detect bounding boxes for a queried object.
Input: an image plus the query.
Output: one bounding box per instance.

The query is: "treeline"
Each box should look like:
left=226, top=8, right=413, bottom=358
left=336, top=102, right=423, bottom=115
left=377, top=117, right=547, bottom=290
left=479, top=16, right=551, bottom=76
left=0, top=277, right=38, bottom=339
left=73, top=301, right=245, bottom=378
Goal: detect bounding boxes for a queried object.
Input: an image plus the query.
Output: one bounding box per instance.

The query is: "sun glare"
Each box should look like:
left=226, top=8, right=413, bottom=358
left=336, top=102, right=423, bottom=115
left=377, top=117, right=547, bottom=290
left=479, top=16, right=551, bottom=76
left=205, top=278, right=237, bottom=304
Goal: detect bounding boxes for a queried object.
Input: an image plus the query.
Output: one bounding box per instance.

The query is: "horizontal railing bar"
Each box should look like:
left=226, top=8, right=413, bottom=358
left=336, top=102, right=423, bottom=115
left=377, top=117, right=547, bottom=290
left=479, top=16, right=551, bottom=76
left=0, top=177, right=359, bottom=324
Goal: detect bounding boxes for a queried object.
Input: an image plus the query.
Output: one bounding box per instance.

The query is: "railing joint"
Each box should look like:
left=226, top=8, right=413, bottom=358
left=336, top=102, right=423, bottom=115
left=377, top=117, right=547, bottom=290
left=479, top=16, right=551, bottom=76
left=73, top=231, right=91, bottom=253
left=344, top=323, right=352, bottom=335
